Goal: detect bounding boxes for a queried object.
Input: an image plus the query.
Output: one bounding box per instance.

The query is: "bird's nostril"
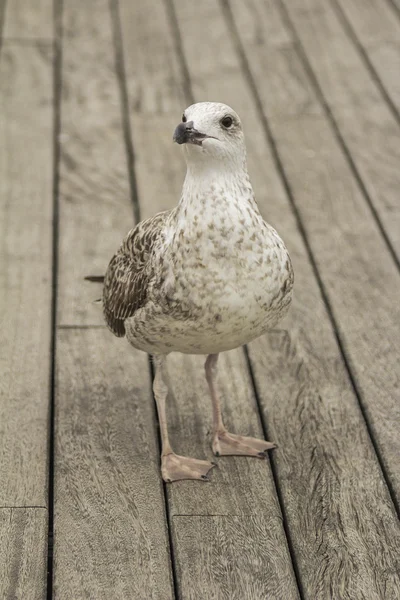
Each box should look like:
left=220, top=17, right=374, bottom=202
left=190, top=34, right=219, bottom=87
left=185, top=121, right=194, bottom=130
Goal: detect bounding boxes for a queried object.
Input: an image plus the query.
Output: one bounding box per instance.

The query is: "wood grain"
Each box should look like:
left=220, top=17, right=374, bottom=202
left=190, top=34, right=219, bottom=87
left=332, top=0, right=400, bottom=114
left=118, top=0, right=186, bottom=220
left=390, top=0, right=400, bottom=14
left=363, top=40, right=400, bottom=113
left=173, top=515, right=296, bottom=600
left=268, top=112, right=400, bottom=479
left=331, top=0, right=400, bottom=44
left=2, top=0, right=399, bottom=597
left=57, top=0, right=133, bottom=326
left=0, top=508, right=47, bottom=600
left=275, top=0, right=400, bottom=487
left=53, top=329, right=174, bottom=600
left=3, top=0, right=53, bottom=40
left=248, top=332, right=400, bottom=599
left=0, top=44, right=52, bottom=507
left=277, top=0, right=400, bottom=262
left=119, top=0, right=299, bottom=596
left=174, top=0, right=400, bottom=596
left=54, top=1, right=174, bottom=596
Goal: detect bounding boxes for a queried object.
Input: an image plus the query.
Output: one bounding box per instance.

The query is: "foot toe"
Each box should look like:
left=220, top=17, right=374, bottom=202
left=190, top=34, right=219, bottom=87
left=162, top=453, right=216, bottom=483
left=213, top=431, right=277, bottom=458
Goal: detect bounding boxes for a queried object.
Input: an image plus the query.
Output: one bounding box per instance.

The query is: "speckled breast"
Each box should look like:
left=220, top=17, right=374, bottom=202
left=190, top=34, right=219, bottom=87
left=125, top=227, right=293, bottom=355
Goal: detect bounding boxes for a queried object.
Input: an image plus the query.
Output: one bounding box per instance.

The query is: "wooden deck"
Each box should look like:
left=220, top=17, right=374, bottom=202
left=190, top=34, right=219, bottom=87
left=1, top=0, right=400, bottom=598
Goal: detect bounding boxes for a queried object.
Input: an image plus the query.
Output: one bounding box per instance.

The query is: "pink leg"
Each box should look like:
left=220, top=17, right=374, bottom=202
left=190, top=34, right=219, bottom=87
left=205, top=354, right=276, bottom=458
left=153, top=355, right=215, bottom=482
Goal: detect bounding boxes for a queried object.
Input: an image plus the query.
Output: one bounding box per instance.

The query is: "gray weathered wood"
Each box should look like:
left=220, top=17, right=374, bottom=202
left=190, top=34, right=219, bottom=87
left=3, top=0, right=53, bottom=40
left=0, top=508, right=47, bottom=600
left=332, top=0, right=400, bottom=114
left=332, top=0, right=400, bottom=45
left=390, top=0, right=400, bottom=14
left=174, top=0, right=400, bottom=596
left=54, top=1, right=174, bottom=597
left=0, top=44, right=52, bottom=507
left=248, top=332, right=400, bottom=599
left=119, top=1, right=299, bottom=596
left=277, top=0, right=400, bottom=262
left=164, top=351, right=289, bottom=518
left=54, top=329, right=174, bottom=600
left=57, top=0, right=133, bottom=326
left=2, top=0, right=400, bottom=596
left=173, top=515, right=294, bottom=600
left=275, top=0, right=400, bottom=490
left=118, top=0, right=186, bottom=221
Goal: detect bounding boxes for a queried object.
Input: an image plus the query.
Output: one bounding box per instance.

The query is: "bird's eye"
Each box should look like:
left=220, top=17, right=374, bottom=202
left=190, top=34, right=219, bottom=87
left=221, top=116, right=233, bottom=128
left=182, top=114, right=187, bottom=123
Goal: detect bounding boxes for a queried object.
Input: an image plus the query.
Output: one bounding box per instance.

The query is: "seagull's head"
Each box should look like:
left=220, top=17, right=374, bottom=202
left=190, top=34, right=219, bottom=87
left=173, top=102, right=246, bottom=168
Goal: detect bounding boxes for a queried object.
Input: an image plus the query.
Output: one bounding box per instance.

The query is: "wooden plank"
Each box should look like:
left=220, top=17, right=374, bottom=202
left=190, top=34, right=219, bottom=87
left=119, top=1, right=299, bottom=597
left=3, top=0, right=53, bottom=40
left=164, top=350, right=293, bottom=518
left=274, top=0, right=400, bottom=486
left=391, top=0, right=400, bottom=14
left=53, top=329, right=174, bottom=600
left=0, top=0, right=5, bottom=38
left=264, top=111, right=400, bottom=480
left=362, top=40, right=400, bottom=113
left=57, top=0, right=133, bottom=326
left=54, top=1, right=174, bottom=597
left=248, top=333, right=400, bottom=599
left=332, top=0, right=400, bottom=44
left=174, top=0, right=400, bottom=596
left=332, top=0, right=400, bottom=114
left=173, top=515, right=293, bottom=600
left=0, top=44, right=52, bottom=507
left=118, top=0, right=186, bottom=221
left=276, top=0, right=400, bottom=263
left=0, top=508, right=47, bottom=600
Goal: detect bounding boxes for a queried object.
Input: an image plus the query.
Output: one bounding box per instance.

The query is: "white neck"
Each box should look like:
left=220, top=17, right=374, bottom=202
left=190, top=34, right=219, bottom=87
left=177, top=157, right=256, bottom=215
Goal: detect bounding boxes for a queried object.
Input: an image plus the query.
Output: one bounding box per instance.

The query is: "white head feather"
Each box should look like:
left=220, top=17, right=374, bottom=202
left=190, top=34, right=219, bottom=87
left=177, top=102, right=247, bottom=172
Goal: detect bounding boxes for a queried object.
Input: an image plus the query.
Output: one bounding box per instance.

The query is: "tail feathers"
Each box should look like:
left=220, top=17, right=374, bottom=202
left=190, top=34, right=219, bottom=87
left=84, top=275, right=105, bottom=283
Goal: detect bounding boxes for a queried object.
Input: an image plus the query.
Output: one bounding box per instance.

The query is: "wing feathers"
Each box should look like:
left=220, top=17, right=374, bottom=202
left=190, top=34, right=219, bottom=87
left=102, top=211, right=169, bottom=337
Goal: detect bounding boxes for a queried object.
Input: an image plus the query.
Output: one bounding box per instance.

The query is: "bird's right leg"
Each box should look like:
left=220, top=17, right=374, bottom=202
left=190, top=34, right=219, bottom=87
left=152, top=355, right=215, bottom=483
left=205, top=353, right=276, bottom=457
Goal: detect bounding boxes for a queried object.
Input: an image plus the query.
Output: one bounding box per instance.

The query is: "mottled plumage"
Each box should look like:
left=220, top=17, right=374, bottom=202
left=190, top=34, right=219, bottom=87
left=103, top=211, right=169, bottom=337
left=102, top=102, right=294, bottom=483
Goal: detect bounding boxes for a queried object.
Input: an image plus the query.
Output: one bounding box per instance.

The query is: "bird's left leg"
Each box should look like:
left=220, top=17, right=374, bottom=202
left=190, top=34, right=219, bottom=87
left=153, top=354, right=215, bottom=482
left=205, top=353, right=276, bottom=458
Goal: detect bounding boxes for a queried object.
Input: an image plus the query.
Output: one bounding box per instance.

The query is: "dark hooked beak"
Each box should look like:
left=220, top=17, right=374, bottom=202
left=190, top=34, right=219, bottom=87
left=173, top=121, right=212, bottom=146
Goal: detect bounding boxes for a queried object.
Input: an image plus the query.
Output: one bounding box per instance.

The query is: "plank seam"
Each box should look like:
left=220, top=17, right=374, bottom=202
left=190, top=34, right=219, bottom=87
left=0, top=0, right=7, bottom=48
left=385, top=0, right=400, bottom=20
left=1, top=38, right=53, bottom=45
left=172, top=514, right=243, bottom=518
left=109, top=0, right=141, bottom=225
left=166, top=0, right=304, bottom=596
left=275, top=0, right=400, bottom=273
left=222, top=0, right=400, bottom=519
left=110, top=3, right=178, bottom=597
left=148, top=357, right=180, bottom=600
left=163, top=0, right=195, bottom=104
left=47, top=0, right=63, bottom=597
left=58, top=324, right=106, bottom=329
left=0, top=506, right=48, bottom=510
left=329, top=0, right=400, bottom=126
left=243, top=347, right=306, bottom=600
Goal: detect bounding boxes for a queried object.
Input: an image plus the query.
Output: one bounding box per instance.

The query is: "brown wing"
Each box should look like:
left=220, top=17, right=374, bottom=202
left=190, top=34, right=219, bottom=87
left=103, top=211, right=170, bottom=337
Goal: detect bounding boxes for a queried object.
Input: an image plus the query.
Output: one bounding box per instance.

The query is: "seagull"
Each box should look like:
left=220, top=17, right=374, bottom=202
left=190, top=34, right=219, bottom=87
left=100, top=102, right=293, bottom=483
